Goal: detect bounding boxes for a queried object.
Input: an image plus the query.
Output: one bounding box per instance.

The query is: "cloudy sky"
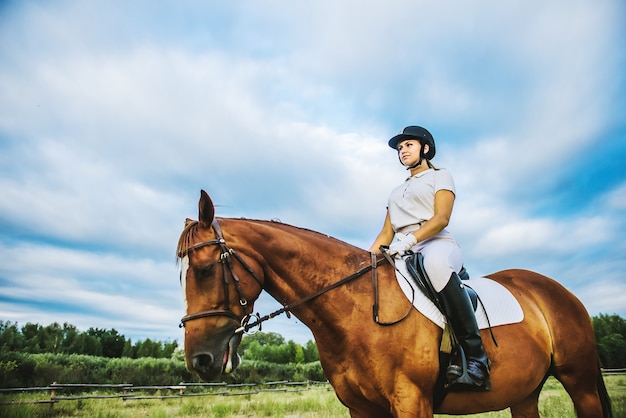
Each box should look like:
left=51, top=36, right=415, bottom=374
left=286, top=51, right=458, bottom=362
left=1, top=1, right=624, bottom=346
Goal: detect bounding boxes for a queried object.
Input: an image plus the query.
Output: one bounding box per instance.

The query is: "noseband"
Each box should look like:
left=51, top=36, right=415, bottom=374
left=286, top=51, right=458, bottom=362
left=178, top=220, right=262, bottom=328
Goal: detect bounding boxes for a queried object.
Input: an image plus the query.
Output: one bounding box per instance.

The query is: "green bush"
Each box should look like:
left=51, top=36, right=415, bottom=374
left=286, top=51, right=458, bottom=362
left=0, top=352, right=196, bottom=388
left=229, top=360, right=325, bottom=384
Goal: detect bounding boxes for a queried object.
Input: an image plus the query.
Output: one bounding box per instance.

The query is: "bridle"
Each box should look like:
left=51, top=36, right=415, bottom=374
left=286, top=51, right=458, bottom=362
left=178, top=220, right=262, bottom=328
left=178, top=219, right=414, bottom=333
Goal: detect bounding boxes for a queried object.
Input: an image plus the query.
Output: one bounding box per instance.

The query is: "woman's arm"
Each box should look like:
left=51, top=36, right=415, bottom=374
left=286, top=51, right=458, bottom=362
left=411, top=189, right=455, bottom=243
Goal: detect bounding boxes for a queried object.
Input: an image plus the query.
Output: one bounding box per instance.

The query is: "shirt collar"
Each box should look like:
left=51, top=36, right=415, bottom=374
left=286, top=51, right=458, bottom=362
left=405, top=168, right=433, bottom=181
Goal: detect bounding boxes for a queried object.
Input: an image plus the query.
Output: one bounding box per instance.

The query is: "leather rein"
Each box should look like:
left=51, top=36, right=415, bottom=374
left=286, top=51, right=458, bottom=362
left=178, top=220, right=413, bottom=333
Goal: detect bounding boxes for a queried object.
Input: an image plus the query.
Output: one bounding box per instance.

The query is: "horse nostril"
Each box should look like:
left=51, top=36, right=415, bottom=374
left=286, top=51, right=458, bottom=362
left=192, top=353, right=214, bottom=371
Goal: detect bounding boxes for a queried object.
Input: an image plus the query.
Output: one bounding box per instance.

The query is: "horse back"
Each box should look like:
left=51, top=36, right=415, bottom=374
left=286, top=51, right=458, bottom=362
left=486, top=268, right=597, bottom=366
left=486, top=268, right=593, bottom=327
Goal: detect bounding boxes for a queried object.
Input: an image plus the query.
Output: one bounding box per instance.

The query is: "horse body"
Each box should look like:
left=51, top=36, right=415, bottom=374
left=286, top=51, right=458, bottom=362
left=178, top=191, right=611, bottom=418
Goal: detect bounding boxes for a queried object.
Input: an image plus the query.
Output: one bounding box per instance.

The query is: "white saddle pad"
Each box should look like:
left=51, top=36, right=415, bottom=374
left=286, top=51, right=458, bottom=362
left=395, top=260, right=524, bottom=330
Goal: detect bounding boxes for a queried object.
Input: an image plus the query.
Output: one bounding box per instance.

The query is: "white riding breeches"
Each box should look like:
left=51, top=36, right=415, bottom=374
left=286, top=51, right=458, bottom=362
left=406, top=231, right=463, bottom=292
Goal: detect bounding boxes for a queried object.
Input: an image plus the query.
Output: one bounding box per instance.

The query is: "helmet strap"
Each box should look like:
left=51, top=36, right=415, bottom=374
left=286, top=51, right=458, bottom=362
left=406, top=154, right=423, bottom=170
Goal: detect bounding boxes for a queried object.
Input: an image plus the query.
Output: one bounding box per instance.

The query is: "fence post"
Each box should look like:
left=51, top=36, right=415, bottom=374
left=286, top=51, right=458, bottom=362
left=122, top=384, right=129, bottom=403
left=50, top=382, right=56, bottom=408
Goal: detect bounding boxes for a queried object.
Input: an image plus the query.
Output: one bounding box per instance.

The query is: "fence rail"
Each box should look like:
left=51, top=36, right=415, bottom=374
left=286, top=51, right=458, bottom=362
left=601, top=368, right=626, bottom=374
left=0, top=380, right=332, bottom=406
left=2, top=370, right=623, bottom=407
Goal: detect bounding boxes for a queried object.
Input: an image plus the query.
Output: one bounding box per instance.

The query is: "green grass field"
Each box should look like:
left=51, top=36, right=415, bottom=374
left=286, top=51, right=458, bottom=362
left=1, top=375, right=624, bottom=417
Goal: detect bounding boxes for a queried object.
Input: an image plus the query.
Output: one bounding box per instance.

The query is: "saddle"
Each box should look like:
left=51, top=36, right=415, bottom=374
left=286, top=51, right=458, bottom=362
left=405, top=251, right=477, bottom=312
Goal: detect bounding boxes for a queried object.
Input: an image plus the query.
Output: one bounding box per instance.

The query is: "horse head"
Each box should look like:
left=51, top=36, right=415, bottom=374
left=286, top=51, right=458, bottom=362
left=177, top=190, right=264, bottom=381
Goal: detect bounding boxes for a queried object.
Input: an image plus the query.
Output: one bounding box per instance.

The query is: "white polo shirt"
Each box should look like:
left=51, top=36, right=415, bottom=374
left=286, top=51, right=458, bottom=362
left=387, top=168, right=456, bottom=234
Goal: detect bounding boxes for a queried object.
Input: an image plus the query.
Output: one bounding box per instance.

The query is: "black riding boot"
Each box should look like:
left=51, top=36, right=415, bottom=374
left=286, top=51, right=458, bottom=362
left=438, top=272, right=491, bottom=391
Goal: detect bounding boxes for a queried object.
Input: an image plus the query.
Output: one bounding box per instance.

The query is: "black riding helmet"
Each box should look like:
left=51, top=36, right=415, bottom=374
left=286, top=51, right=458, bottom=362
left=388, top=126, right=436, bottom=160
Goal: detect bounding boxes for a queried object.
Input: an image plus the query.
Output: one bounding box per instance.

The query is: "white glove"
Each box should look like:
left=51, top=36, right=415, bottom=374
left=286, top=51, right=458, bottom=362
left=388, top=233, right=417, bottom=256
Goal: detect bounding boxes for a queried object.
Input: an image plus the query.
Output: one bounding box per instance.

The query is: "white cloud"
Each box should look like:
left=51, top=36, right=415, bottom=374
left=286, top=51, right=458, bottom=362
left=605, top=182, right=626, bottom=211
left=471, top=216, right=611, bottom=257
left=0, top=242, right=181, bottom=319
left=573, top=277, right=626, bottom=317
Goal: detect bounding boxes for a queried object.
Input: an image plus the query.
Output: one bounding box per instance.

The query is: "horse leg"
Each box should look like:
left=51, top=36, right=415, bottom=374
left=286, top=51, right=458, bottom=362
left=345, top=390, right=433, bottom=418
left=333, top=381, right=393, bottom=418
left=553, top=366, right=607, bottom=418
left=390, top=399, right=434, bottom=418
left=549, top=310, right=608, bottom=416
left=509, top=385, right=542, bottom=418
left=341, top=380, right=434, bottom=417
left=348, top=406, right=392, bottom=418
left=388, top=376, right=434, bottom=418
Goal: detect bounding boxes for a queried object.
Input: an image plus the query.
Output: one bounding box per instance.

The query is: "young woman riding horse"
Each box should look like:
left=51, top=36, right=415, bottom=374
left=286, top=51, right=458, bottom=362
left=369, top=126, right=489, bottom=391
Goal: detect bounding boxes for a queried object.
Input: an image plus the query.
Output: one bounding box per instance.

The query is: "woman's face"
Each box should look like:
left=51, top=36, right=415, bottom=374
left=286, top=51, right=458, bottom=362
left=397, top=139, right=425, bottom=167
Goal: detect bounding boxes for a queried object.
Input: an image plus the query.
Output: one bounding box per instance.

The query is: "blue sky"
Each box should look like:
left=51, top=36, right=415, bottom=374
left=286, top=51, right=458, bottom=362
left=0, top=1, right=624, bottom=346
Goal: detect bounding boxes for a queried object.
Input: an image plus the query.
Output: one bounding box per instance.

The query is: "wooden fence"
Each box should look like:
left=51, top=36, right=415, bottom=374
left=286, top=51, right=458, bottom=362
left=601, top=368, right=626, bottom=374
left=0, top=380, right=332, bottom=406
left=2, top=370, right=623, bottom=407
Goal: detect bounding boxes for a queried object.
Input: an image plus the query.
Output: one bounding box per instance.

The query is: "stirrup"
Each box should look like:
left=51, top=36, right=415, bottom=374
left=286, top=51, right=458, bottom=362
left=445, top=346, right=491, bottom=392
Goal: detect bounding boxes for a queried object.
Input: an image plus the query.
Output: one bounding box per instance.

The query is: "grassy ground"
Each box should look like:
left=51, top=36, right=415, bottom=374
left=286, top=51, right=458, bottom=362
left=1, top=375, right=624, bottom=417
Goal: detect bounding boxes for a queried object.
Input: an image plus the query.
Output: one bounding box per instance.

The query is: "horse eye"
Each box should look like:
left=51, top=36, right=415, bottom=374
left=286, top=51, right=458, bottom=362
left=196, top=262, right=217, bottom=277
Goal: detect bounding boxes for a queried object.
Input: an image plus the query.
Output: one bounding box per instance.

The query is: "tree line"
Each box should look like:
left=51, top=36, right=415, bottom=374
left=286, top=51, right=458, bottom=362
left=0, top=321, right=323, bottom=388
left=0, top=321, right=178, bottom=359
left=592, top=313, right=626, bottom=369
left=239, top=331, right=319, bottom=364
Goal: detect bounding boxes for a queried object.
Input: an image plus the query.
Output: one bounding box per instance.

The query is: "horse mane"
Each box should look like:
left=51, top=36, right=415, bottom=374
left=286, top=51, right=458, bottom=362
left=230, top=217, right=364, bottom=252
left=176, top=219, right=200, bottom=260
left=176, top=217, right=362, bottom=261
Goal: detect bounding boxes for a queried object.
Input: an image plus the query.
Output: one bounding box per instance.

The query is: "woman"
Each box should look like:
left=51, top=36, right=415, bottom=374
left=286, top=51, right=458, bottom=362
left=368, top=125, right=490, bottom=391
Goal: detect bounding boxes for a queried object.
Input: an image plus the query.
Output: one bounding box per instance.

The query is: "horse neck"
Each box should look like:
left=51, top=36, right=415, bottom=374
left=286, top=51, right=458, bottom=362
left=225, top=218, right=372, bottom=329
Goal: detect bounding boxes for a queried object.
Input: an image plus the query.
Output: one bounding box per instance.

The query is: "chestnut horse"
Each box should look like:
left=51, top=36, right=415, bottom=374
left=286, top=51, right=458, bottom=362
left=177, top=191, right=612, bottom=418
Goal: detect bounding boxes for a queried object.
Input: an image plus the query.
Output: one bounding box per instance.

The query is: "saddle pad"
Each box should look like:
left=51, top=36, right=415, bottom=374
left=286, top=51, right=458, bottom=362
left=395, top=261, right=524, bottom=330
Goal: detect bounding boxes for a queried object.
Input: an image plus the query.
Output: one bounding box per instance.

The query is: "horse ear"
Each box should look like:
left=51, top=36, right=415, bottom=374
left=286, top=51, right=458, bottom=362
left=198, top=190, right=215, bottom=228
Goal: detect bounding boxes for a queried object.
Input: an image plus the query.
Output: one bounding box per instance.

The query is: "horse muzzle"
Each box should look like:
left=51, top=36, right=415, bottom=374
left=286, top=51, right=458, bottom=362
left=187, top=332, right=242, bottom=381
